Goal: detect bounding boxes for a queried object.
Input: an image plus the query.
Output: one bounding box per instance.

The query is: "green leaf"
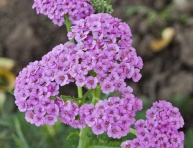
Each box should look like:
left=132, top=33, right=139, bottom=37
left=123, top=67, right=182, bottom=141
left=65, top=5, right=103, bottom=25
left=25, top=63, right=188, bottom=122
left=14, top=118, right=29, bottom=148
left=67, top=131, right=79, bottom=140
left=60, top=95, right=77, bottom=102
left=97, top=134, right=108, bottom=143
left=9, top=88, right=14, bottom=95
left=12, top=134, right=25, bottom=148
left=80, top=90, right=92, bottom=105
left=89, top=70, right=97, bottom=77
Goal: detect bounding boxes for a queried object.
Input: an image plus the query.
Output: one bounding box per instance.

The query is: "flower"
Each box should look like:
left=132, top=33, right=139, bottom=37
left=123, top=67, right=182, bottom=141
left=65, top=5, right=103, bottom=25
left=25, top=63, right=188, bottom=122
left=14, top=54, right=82, bottom=127
left=85, top=95, right=143, bottom=138
left=68, top=13, right=143, bottom=94
left=14, top=40, right=142, bottom=129
left=59, top=100, right=87, bottom=129
left=121, top=100, right=184, bottom=148
left=32, top=0, right=94, bottom=26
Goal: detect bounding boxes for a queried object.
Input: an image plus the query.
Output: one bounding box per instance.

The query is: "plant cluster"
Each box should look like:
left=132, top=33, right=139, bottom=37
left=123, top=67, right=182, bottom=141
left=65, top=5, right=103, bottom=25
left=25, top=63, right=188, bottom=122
left=13, top=0, right=184, bottom=147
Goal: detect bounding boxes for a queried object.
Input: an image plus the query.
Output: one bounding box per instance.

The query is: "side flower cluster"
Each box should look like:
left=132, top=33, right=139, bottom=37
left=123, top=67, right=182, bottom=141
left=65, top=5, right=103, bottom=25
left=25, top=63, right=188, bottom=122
left=32, top=0, right=94, bottom=26
left=121, top=100, right=184, bottom=148
left=14, top=59, right=89, bottom=128
left=85, top=95, right=142, bottom=139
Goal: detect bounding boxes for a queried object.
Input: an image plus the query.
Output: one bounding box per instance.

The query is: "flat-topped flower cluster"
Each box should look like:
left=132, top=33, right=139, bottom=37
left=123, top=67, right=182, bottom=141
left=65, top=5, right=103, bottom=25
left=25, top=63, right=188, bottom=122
left=85, top=96, right=142, bottom=138
left=33, top=0, right=94, bottom=26
left=68, top=13, right=143, bottom=91
left=121, top=100, right=184, bottom=148
left=14, top=36, right=143, bottom=132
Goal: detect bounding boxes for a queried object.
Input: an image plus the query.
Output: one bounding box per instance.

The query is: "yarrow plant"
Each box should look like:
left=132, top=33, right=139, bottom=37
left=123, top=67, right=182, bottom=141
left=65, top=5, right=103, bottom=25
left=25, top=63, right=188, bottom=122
left=13, top=0, right=185, bottom=148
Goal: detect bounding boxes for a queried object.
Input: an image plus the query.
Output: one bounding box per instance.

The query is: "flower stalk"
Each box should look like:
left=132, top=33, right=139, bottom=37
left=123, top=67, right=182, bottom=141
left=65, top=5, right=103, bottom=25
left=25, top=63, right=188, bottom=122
left=77, top=126, right=89, bottom=148
left=130, top=128, right=137, bottom=135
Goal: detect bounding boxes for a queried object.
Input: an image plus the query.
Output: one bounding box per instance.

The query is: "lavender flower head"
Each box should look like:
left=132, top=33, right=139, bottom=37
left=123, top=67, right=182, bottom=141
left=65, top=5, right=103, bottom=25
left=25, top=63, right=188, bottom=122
left=14, top=43, right=83, bottom=127
left=14, top=38, right=142, bottom=129
left=68, top=13, right=143, bottom=94
left=84, top=94, right=142, bottom=139
left=59, top=99, right=88, bottom=129
left=121, top=100, right=184, bottom=148
left=32, top=0, right=94, bottom=26
left=14, top=61, right=60, bottom=126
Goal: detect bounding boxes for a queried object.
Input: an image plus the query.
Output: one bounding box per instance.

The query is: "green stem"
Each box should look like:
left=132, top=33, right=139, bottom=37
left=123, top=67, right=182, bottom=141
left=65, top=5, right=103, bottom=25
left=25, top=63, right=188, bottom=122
left=64, top=14, right=72, bottom=32
left=80, top=90, right=92, bottom=105
left=77, top=86, right=88, bottom=148
left=64, top=14, right=75, bottom=43
left=78, top=86, right=100, bottom=148
left=91, top=86, right=100, bottom=104
left=106, top=0, right=111, bottom=4
left=130, top=128, right=137, bottom=135
left=78, top=87, right=83, bottom=98
left=77, top=126, right=89, bottom=148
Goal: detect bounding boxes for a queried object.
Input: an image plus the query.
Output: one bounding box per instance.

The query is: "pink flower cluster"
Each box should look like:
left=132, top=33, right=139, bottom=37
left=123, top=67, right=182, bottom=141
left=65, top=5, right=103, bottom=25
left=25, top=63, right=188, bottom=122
left=14, top=59, right=60, bottom=126
left=57, top=98, right=88, bottom=129
left=14, top=41, right=142, bottom=128
left=32, top=0, right=94, bottom=26
left=14, top=61, right=58, bottom=113
left=14, top=12, right=144, bottom=136
left=40, top=19, right=143, bottom=95
left=121, top=100, right=184, bottom=148
left=85, top=95, right=142, bottom=139
left=68, top=13, right=143, bottom=92
left=14, top=60, right=89, bottom=128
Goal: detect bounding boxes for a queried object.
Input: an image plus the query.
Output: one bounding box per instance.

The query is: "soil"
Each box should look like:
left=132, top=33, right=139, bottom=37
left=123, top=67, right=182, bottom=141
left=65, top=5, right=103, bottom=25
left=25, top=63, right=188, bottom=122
left=0, top=0, right=192, bottom=102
